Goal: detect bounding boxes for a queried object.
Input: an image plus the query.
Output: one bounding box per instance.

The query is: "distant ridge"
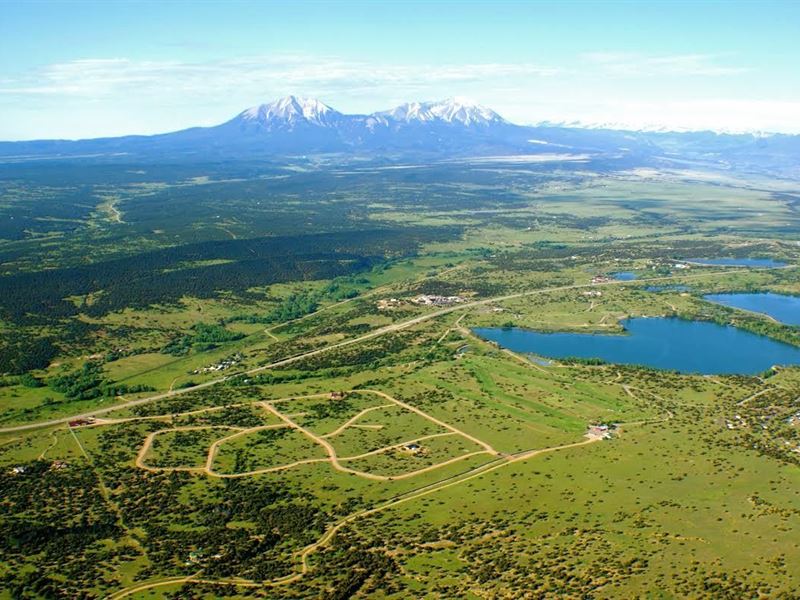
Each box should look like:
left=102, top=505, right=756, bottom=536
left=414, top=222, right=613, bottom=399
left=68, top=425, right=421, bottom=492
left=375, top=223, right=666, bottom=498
left=0, top=95, right=798, bottom=178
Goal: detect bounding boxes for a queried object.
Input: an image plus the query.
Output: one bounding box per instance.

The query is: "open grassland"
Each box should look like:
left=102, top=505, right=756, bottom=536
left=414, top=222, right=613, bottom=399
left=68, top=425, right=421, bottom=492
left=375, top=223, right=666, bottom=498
left=210, top=426, right=329, bottom=476
left=7, top=303, right=800, bottom=598
left=326, top=405, right=448, bottom=457
left=346, top=382, right=800, bottom=598
left=144, top=426, right=238, bottom=470
left=4, top=162, right=800, bottom=597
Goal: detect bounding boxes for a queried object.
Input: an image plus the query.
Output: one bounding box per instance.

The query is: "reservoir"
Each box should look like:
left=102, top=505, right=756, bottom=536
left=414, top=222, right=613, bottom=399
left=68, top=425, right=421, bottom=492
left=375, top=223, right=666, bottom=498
left=687, top=258, right=787, bottom=268
left=474, top=318, right=800, bottom=375
left=704, top=292, right=800, bottom=326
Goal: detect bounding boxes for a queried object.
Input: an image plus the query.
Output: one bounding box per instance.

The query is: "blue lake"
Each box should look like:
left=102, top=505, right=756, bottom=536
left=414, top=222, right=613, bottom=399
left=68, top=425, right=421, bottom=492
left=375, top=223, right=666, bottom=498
left=612, top=272, right=637, bottom=281
left=704, top=292, right=800, bottom=326
left=474, top=318, right=800, bottom=375
left=687, top=258, right=787, bottom=268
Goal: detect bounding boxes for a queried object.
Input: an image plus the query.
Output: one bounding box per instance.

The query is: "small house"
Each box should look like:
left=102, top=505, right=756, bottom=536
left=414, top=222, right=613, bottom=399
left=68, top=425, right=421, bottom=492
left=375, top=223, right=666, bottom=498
left=587, top=424, right=613, bottom=439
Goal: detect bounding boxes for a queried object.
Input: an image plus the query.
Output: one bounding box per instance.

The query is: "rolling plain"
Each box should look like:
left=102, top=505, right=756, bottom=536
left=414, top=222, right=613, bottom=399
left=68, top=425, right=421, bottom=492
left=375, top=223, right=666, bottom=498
left=3, top=154, right=800, bottom=599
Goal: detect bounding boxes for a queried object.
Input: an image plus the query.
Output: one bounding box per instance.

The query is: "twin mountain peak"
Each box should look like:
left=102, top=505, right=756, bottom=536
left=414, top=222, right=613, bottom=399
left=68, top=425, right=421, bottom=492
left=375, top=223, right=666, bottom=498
left=234, top=96, right=507, bottom=130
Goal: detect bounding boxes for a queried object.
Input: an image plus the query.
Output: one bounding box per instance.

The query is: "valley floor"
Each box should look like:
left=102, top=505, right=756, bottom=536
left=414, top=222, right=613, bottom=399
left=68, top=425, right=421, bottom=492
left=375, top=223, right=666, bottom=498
left=3, top=162, right=800, bottom=598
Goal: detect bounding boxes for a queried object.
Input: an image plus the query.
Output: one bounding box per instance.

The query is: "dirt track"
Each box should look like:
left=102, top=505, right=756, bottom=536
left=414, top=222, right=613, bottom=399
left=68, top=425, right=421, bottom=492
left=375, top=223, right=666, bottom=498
left=108, top=434, right=604, bottom=599
left=133, top=390, right=496, bottom=482
left=107, top=379, right=678, bottom=598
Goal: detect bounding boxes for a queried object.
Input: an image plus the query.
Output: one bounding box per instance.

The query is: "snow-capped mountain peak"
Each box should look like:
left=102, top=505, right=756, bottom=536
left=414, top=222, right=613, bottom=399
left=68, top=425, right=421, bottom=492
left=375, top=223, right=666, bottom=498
left=238, top=96, right=341, bottom=129
left=379, top=101, right=432, bottom=123
left=428, top=97, right=505, bottom=125
left=232, top=96, right=506, bottom=133
left=378, top=98, right=506, bottom=126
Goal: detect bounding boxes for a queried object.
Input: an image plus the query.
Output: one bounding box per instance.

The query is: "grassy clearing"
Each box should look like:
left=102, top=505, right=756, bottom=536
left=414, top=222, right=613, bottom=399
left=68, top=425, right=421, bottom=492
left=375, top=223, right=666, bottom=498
left=211, top=426, right=327, bottom=475
left=281, top=392, right=390, bottom=436
left=342, top=434, right=487, bottom=477
left=329, top=406, right=446, bottom=457
left=145, top=427, right=235, bottom=469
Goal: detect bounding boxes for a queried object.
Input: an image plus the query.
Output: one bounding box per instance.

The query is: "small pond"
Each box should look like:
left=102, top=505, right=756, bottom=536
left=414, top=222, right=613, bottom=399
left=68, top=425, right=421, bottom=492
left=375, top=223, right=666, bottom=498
left=611, top=272, right=637, bottom=281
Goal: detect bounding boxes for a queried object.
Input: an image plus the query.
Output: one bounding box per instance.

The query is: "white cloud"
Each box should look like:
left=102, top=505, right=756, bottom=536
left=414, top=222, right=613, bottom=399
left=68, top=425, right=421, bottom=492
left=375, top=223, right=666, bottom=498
left=581, top=52, right=748, bottom=77
left=0, top=55, right=558, bottom=100
left=501, top=97, right=800, bottom=134
left=612, top=98, right=800, bottom=132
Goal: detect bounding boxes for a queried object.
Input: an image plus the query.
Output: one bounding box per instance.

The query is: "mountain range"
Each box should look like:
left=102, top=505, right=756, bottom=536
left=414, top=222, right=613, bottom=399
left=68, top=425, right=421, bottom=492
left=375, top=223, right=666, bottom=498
left=1, top=96, right=798, bottom=177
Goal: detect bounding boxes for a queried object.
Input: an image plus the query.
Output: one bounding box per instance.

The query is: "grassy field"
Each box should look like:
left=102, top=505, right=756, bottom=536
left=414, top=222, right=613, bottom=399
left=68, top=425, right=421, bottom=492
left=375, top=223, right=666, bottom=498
left=210, top=426, right=329, bottom=475
left=4, top=163, right=800, bottom=597
left=7, top=307, right=800, bottom=598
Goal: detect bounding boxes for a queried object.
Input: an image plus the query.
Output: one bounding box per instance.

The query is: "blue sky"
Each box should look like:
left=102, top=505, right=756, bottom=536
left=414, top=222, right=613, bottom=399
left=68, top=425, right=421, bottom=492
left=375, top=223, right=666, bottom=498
left=1, top=0, right=799, bottom=139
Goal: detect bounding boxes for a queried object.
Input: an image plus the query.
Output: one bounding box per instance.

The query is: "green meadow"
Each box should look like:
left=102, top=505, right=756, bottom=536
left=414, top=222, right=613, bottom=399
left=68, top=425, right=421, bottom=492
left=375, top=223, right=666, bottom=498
left=3, top=164, right=800, bottom=598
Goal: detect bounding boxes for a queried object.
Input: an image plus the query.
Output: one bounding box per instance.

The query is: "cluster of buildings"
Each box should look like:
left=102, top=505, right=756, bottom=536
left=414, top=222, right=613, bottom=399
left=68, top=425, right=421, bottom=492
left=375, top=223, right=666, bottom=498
left=186, top=549, right=223, bottom=565
left=376, top=298, right=402, bottom=310
left=726, top=414, right=747, bottom=430
left=192, top=352, right=243, bottom=375
left=9, top=460, right=68, bottom=476
left=377, top=294, right=467, bottom=309
left=411, top=294, right=465, bottom=306
left=591, top=275, right=612, bottom=285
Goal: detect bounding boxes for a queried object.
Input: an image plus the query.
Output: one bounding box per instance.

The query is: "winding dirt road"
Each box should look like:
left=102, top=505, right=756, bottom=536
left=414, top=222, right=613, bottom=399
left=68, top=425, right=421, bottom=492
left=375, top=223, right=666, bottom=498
left=106, top=379, right=676, bottom=599
left=107, top=434, right=601, bottom=599
left=131, top=390, right=494, bottom=482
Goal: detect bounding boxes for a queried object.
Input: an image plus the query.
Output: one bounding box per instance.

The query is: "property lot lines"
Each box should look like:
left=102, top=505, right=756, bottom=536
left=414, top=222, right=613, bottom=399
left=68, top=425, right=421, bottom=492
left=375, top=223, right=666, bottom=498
left=129, top=389, right=497, bottom=481
left=105, top=373, right=669, bottom=598
left=320, top=403, right=395, bottom=438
